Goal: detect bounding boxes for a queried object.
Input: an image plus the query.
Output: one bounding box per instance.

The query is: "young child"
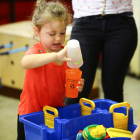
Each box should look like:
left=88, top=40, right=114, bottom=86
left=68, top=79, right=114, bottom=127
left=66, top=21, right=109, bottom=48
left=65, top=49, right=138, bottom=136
left=17, top=0, right=84, bottom=139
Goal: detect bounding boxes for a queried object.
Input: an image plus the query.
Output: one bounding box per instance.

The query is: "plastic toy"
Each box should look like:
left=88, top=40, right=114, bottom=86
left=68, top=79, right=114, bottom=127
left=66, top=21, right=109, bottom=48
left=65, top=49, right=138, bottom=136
left=109, top=102, right=130, bottom=130
left=66, top=68, right=82, bottom=98
left=66, top=39, right=83, bottom=98
left=77, top=125, right=133, bottom=140
left=43, top=106, right=58, bottom=129
left=82, top=124, right=106, bottom=140
left=19, top=98, right=137, bottom=140
left=80, top=98, right=95, bottom=116
left=67, top=39, right=83, bottom=69
left=106, top=128, right=132, bottom=138
left=77, top=131, right=85, bottom=140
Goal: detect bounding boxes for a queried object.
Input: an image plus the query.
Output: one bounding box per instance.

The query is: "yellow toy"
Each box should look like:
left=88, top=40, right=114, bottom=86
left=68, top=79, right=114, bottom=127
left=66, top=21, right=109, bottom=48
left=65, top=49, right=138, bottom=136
left=89, top=125, right=106, bottom=138
left=80, top=98, right=95, bottom=116
left=43, top=106, right=58, bottom=129
left=82, top=124, right=106, bottom=140
left=109, top=102, right=130, bottom=130
left=106, top=128, right=132, bottom=138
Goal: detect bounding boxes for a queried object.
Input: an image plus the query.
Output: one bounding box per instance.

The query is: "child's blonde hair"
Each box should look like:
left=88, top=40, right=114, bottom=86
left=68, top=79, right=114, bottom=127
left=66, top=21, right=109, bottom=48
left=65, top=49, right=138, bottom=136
left=32, top=0, right=71, bottom=29
left=30, top=0, right=71, bottom=41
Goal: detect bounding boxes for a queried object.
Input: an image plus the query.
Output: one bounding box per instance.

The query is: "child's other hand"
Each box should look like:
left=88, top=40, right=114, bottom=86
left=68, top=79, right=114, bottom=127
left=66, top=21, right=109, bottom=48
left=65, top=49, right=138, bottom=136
left=77, top=78, right=84, bottom=92
left=57, top=46, right=72, bottom=62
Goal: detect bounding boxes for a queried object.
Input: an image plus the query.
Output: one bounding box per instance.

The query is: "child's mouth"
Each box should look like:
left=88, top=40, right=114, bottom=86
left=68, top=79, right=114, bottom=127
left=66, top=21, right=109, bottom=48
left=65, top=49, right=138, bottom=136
left=53, top=43, right=61, bottom=47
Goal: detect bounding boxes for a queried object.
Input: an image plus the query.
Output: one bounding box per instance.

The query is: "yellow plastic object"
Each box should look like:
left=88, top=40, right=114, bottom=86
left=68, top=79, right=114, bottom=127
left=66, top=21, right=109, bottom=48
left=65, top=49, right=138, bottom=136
left=82, top=124, right=106, bottom=140
left=43, top=106, right=58, bottom=129
left=109, top=102, right=130, bottom=130
left=106, top=128, right=132, bottom=138
left=80, top=98, right=95, bottom=116
left=89, top=125, right=106, bottom=138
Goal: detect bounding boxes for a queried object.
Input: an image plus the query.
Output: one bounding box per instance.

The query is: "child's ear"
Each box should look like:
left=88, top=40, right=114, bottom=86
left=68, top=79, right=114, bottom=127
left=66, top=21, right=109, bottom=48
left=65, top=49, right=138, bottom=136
left=33, top=26, right=40, bottom=36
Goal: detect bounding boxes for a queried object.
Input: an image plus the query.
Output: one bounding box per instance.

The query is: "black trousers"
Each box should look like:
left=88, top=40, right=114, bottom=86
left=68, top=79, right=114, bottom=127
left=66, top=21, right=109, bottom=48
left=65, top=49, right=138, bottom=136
left=17, top=115, right=25, bottom=140
left=64, top=15, right=137, bottom=105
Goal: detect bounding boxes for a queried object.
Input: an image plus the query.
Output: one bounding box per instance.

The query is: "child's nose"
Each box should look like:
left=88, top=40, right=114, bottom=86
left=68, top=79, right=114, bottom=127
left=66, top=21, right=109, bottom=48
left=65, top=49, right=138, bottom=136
left=56, top=35, right=61, bottom=41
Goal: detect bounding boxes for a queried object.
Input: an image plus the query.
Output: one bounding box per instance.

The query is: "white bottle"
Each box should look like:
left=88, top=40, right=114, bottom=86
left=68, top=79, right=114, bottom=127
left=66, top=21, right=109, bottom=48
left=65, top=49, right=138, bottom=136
left=67, top=39, right=83, bottom=69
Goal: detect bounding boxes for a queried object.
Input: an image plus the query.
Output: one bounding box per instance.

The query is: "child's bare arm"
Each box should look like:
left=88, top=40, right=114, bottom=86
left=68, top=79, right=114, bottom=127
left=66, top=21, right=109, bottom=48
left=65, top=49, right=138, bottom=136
left=21, top=46, right=71, bottom=69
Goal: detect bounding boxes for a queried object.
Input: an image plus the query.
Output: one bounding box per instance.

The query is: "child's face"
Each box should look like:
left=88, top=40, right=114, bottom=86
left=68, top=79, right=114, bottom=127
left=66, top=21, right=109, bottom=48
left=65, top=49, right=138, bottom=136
left=36, top=20, right=66, bottom=52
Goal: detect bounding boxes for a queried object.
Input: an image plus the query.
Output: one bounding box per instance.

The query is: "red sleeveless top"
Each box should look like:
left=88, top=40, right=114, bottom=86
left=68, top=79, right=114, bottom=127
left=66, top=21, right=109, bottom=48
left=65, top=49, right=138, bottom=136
left=18, top=42, right=69, bottom=115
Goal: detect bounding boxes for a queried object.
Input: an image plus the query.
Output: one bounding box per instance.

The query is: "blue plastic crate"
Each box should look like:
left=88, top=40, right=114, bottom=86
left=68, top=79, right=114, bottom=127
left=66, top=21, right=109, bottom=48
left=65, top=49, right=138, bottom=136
left=19, top=99, right=137, bottom=140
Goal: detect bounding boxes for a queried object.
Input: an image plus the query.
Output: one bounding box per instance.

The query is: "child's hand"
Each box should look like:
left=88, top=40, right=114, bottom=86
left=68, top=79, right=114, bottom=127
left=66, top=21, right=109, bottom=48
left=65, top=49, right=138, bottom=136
left=57, top=46, right=72, bottom=62
left=77, top=78, right=84, bottom=92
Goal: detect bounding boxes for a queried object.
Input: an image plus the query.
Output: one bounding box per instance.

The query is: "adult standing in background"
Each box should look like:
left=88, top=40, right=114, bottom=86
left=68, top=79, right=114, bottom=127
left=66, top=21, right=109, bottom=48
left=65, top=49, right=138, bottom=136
left=64, top=0, right=137, bottom=105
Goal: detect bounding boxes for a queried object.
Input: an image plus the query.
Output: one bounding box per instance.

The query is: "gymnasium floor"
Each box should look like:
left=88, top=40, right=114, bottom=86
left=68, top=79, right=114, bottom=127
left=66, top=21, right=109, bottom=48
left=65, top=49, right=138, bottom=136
left=0, top=68, right=140, bottom=140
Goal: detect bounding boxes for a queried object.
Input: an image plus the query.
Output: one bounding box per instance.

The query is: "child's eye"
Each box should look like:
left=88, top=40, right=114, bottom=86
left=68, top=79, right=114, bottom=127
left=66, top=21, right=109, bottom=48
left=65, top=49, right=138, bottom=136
left=50, top=34, right=55, bottom=36
left=61, top=32, right=66, bottom=35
